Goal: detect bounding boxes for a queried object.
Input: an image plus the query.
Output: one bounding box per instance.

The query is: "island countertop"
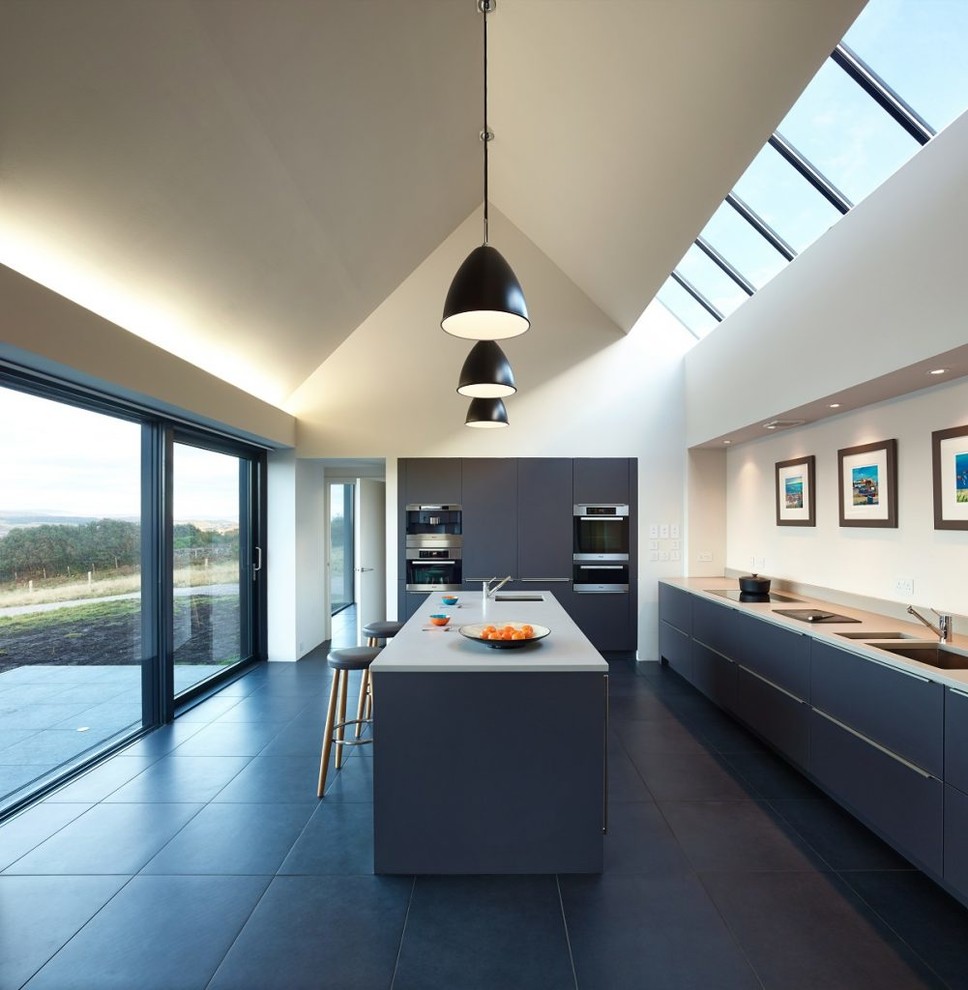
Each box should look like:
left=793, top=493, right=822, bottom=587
left=370, top=590, right=608, bottom=674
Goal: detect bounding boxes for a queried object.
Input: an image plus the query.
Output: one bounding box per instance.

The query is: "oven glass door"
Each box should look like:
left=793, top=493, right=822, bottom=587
left=573, top=562, right=629, bottom=593
left=406, top=553, right=462, bottom=591
left=574, top=516, right=629, bottom=557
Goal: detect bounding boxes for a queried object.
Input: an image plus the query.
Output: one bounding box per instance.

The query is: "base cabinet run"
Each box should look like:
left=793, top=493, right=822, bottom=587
left=658, top=583, right=965, bottom=908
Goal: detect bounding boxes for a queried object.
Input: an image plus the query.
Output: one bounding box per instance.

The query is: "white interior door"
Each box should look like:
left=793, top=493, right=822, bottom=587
left=355, top=478, right=386, bottom=642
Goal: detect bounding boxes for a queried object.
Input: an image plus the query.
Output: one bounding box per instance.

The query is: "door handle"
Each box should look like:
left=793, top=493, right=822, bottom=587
left=252, top=546, right=262, bottom=581
left=355, top=567, right=374, bottom=572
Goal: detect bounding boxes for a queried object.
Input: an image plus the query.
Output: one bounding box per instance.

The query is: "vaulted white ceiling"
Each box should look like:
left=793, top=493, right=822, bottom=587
left=0, top=0, right=865, bottom=407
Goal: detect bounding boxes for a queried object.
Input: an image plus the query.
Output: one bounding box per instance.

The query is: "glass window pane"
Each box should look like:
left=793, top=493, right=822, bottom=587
left=172, top=443, right=242, bottom=696
left=732, top=144, right=844, bottom=254
left=698, top=202, right=789, bottom=289
left=776, top=60, right=921, bottom=205
left=330, top=483, right=354, bottom=615
left=0, top=385, right=143, bottom=812
left=655, top=276, right=719, bottom=339
left=676, top=245, right=748, bottom=320
left=843, top=0, right=968, bottom=134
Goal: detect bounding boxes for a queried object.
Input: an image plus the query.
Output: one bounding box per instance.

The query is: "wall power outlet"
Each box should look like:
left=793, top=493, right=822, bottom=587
left=894, top=576, right=915, bottom=596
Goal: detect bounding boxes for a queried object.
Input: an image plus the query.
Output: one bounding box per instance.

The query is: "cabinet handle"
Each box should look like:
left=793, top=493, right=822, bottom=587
left=520, top=577, right=571, bottom=583
left=812, top=708, right=934, bottom=779
left=738, top=664, right=806, bottom=704
left=949, top=687, right=968, bottom=700
left=850, top=650, right=931, bottom=684
left=603, top=674, right=609, bottom=835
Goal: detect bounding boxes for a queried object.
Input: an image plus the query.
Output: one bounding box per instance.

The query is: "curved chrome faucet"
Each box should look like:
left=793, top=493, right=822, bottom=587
left=484, top=575, right=512, bottom=598
left=907, top=605, right=953, bottom=644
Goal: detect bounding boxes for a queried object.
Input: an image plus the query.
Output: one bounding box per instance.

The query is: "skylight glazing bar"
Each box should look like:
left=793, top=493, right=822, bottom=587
left=694, top=237, right=755, bottom=297
left=831, top=43, right=935, bottom=146
left=725, top=193, right=797, bottom=262
left=768, top=133, right=853, bottom=215
left=669, top=270, right=724, bottom=322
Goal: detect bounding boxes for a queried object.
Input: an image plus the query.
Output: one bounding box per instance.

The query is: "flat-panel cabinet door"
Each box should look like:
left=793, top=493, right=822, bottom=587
left=736, top=612, right=810, bottom=700
left=564, top=589, right=632, bottom=652
left=945, top=687, right=968, bottom=793
left=944, top=784, right=968, bottom=905
left=659, top=620, right=692, bottom=680
left=517, top=458, right=573, bottom=581
left=735, top=666, right=809, bottom=769
left=692, top=597, right=740, bottom=660
left=691, top=641, right=737, bottom=712
left=573, top=458, right=630, bottom=504
left=658, top=582, right=692, bottom=636
left=810, top=709, right=943, bottom=876
left=812, top=640, right=944, bottom=777
left=461, top=458, right=518, bottom=583
left=402, top=458, right=462, bottom=505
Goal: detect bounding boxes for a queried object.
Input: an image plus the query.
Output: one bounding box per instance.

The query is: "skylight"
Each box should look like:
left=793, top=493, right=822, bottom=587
left=658, top=0, right=968, bottom=340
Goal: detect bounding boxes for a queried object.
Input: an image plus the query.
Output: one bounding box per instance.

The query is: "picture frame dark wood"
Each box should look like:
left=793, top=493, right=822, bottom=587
left=838, top=438, right=897, bottom=528
left=775, top=455, right=816, bottom=527
left=932, top=424, right=968, bottom=530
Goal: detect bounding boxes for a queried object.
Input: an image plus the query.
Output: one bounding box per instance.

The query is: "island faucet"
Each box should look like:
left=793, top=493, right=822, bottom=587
left=483, top=575, right=512, bottom=598
left=907, top=605, right=953, bottom=644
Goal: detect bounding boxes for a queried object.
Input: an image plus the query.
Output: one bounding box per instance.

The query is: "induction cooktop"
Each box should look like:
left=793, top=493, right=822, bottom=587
left=772, top=607, right=861, bottom=624
left=706, top=589, right=804, bottom=604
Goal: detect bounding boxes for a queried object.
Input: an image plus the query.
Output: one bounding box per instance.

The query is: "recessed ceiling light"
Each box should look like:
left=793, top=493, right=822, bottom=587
left=723, top=439, right=732, bottom=445
left=928, top=368, right=947, bottom=375
left=828, top=402, right=841, bottom=409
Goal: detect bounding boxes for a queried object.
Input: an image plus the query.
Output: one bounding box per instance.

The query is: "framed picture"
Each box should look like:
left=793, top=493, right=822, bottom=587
left=838, top=439, right=897, bottom=527
left=932, top=424, right=968, bottom=530
left=775, top=455, right=816, bottom=526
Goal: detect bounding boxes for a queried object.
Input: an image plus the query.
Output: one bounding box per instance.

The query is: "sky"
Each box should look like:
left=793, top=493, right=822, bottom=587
left=0, top=387, right=239, bottom=522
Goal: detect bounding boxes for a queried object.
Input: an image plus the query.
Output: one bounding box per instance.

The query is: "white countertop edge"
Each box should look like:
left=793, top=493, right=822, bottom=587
left=661, top=577, right=968, bottom=691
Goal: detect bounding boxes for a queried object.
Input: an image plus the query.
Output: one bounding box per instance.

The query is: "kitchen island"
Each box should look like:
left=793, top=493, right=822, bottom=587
left=370, top=590, right=608, bottom=874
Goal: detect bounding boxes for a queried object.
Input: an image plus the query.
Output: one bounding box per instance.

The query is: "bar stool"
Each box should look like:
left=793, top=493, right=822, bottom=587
left=317, top=646, right=379, bottom=798
left=357, top=621, right=401, bottom=737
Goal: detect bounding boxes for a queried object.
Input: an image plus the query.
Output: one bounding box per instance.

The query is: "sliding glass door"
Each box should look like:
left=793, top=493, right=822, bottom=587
left=0, top=385, right=144, bottom=809
left=0, top=374, right=266, bottom=816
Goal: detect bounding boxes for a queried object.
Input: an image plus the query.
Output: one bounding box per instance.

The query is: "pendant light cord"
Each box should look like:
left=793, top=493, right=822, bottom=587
left=482, top=0, right=490, bottom=245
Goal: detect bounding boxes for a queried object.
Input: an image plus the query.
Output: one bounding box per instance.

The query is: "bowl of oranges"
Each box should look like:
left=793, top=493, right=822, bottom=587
left=458, top=621, right=550, bottom=649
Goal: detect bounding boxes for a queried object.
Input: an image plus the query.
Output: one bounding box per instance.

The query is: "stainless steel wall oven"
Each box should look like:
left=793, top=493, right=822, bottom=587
left=574, top=503, right=629, bottom=593
left=405, top=541, right=462, bottom=591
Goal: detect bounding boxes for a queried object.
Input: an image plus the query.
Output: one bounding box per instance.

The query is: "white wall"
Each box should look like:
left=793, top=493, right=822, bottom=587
left=287, top=210, right=696, bottom=659
left=725, top=377, right=968, bottom=617
left=684, top=109, right=968, bottom=447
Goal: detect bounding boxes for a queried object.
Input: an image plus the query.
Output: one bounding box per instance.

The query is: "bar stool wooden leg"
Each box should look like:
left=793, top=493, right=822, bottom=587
left=317, top=670, right=340, bottom=798
left=355, top=668, right=370, bottom=739
left=334, top=669, right=349, bottom=770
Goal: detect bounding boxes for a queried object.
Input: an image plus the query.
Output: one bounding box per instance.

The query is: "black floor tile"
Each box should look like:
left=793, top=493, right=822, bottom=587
left=700, top=870, right=945, bottom=989
left=4, top=802, right=202, bottom=874
left=168, top=719, right=290, bottom=757
left=606, top=745, right=655, bottom=803
left=23, top=874, right=269, bottom=990
left=140, top=801, right=317, bottom=875
left=320, top=751, right=373, bottom=801
left=257, top=716, right=328, bottom=757
left=720, top=748, right=821, bottom=799
left=0, top=874, right=128, bottom=989
left=659, top=798, right=826, bottom=873
left=44, top=755, right=158, bottom=803
left=103, top=754, right=251, bottom=804
left=839, top=870, right=968, bottom=990
left=628, top=748, right=752, bottom=801
left=615, top=717, right=707, bottom=758
left=278, top=801, right=374, bottom=875
left=0, top=802, right=92, bottom=870
left=209, top=755, right=321, bottom=804
left=393, top=875, right=575, bottom=990
left=768, top=797, right=913, bottom=871
left=604, top=801, right=692, bottom=876
left=560, top=873, right=760, bottom=990
left=207, top=875, right=411, bottom=990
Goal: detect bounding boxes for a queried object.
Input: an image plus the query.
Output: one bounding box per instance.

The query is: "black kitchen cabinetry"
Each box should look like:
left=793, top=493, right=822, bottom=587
left=812, top=640, right=944, bottom=778
left=810, top=708, right=943, bottom=876
left=736, top=612, right=810, bottom=700
left=573, top=458, right=630, bottom=504
left=692, top=597, right=741, bottom=661
left=402, top=458, right=462, bottom=506
left=735, top=666, right=809, bottom=769
left=944, top=686, right=968, bottom=793
left=691, top=641, right=737, bottom=712
left=658, top=583, right=692, bottom=679
left=563, top=588, right=632, bottom=653
left=517, top=458, right=574, bottom=582
left=461, top=458, right=518, bottom=583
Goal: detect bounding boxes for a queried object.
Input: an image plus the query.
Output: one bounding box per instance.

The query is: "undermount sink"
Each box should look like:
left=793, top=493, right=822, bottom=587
left=837, top=631, right=919, bottom=640
left=494, top=593, right=545, bottom=602
left=876, top=644, right=968, bottom=670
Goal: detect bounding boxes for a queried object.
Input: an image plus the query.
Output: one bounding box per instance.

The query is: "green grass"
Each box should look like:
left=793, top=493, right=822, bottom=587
left=0, top=597, right=140, bottom=632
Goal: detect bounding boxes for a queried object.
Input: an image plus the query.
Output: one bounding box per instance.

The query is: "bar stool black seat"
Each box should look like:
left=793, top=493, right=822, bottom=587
left=317, top=646, right=379, bottom=798
left=362, top=620, right=403, bottom=647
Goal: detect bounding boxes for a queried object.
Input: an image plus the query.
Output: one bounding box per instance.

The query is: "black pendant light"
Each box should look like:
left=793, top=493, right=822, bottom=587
left=465, top=396, right=509, bottom=428
left=442, top=0, right=529, bottom=341
left=457, top=339, right=516, bottom=398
